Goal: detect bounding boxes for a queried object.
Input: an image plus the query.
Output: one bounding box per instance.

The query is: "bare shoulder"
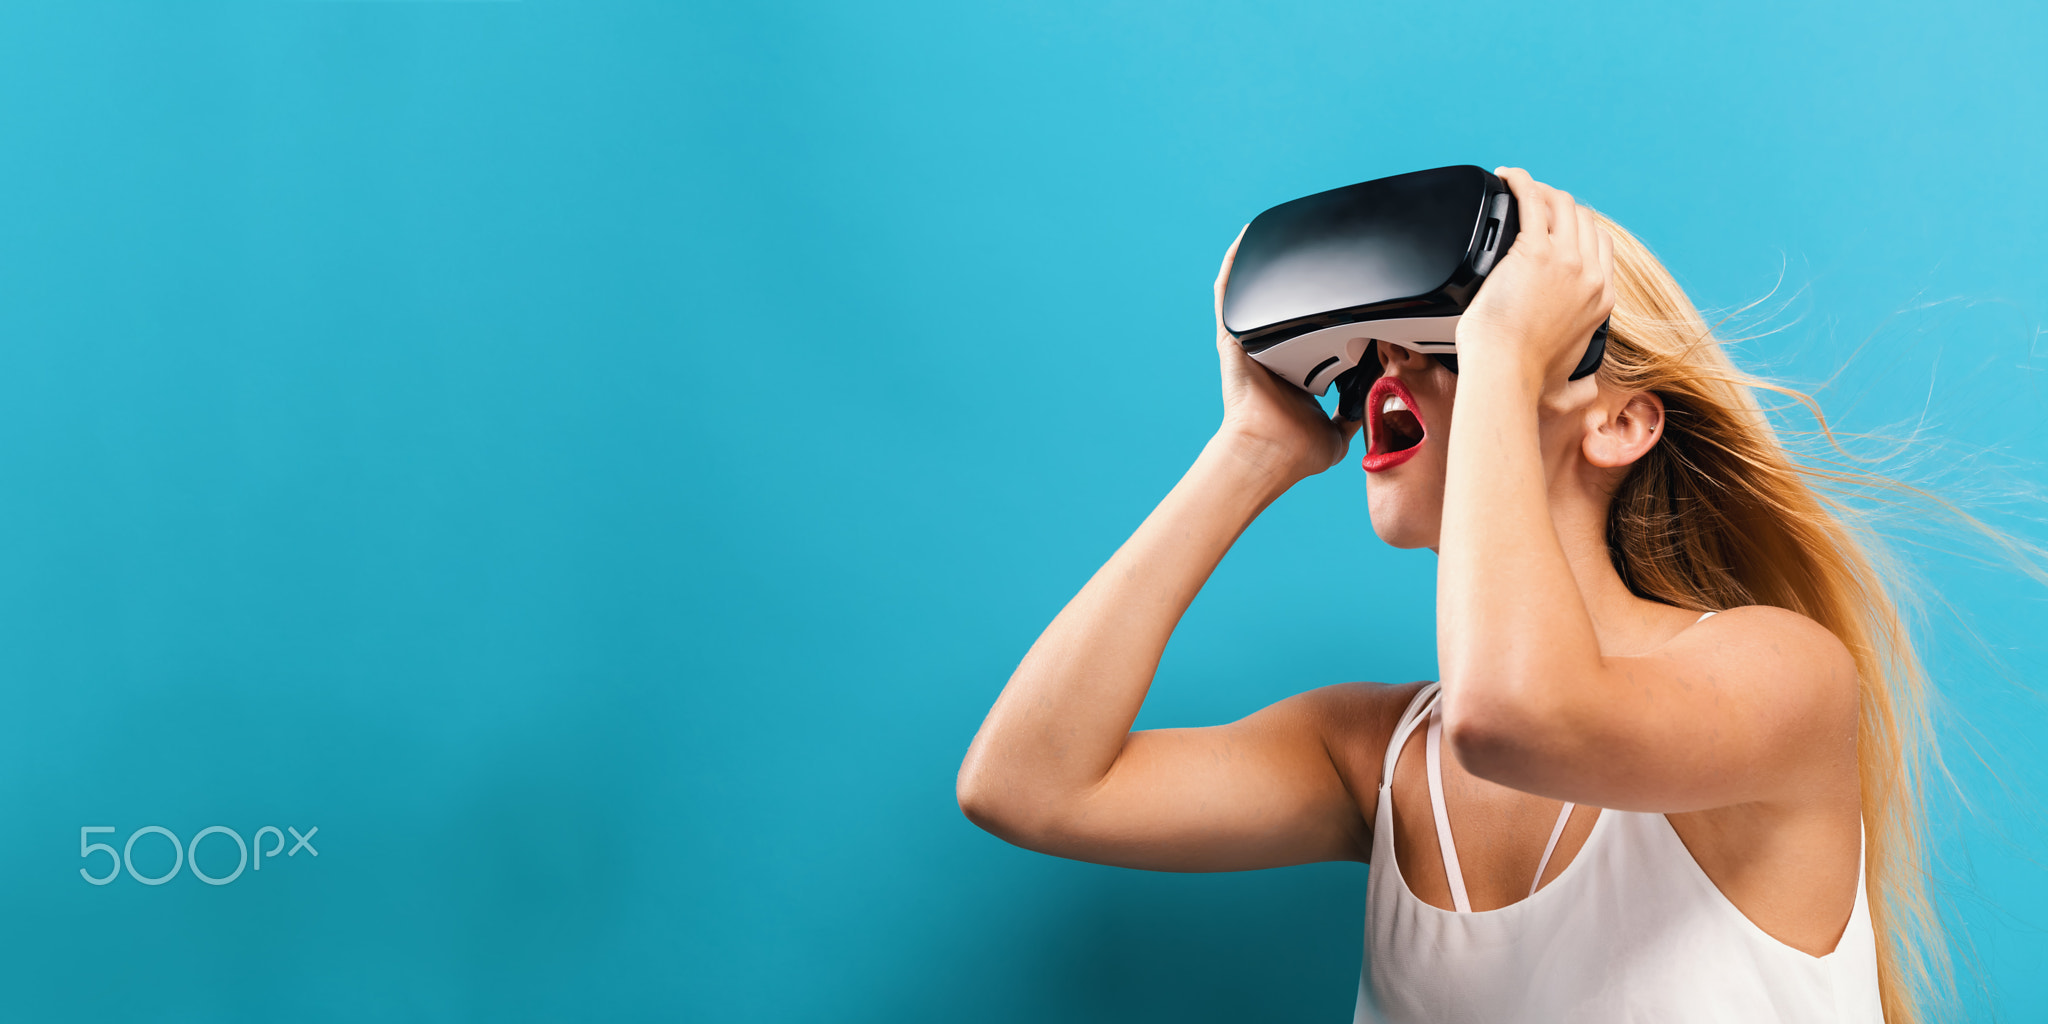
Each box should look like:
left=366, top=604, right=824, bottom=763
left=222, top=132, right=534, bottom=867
left=1289, top=680, right=1429, bottom=837
left=1666, top=604, right=1861, bottom=802
left=1682, top=605, right=1859, bottom=716
left=1660, top=608, right=1864, bottom=950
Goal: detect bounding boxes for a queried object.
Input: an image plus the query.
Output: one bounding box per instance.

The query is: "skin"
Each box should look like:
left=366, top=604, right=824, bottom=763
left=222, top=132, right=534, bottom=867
left=956, top=168, right=1863, bottom=955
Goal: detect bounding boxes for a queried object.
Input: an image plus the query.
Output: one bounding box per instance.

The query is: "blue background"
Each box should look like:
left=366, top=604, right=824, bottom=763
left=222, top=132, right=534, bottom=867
left=0, top=1, right=2043, bottom=1021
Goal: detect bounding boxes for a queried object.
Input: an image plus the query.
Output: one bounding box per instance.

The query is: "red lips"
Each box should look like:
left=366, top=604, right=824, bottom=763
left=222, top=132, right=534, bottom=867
left=1361, top=376, right=1427, bottom=473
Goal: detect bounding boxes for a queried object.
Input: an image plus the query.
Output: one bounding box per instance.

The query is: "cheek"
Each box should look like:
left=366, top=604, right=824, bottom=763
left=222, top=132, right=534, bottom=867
left=1425, top=402, right=1452, bottom=441
left=1423, top=376, right=1456, bottom=434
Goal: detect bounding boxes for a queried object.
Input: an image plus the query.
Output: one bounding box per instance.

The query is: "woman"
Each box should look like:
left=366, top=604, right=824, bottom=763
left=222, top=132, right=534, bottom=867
left=956, top=168, right=1942, bottom=1022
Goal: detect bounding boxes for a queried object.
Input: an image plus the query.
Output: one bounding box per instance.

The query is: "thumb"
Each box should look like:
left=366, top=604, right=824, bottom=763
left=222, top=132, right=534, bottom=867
left=1334, top=407, right=1364, bottom=445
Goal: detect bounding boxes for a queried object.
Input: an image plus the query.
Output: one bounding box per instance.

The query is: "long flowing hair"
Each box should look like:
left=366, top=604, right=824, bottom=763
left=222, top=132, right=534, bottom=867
left=1593, top=212, right=1951, bottom=1023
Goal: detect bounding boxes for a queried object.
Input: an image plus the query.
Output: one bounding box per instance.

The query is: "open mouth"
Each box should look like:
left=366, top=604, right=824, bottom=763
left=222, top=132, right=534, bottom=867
left=1362, top=376, right=1427, bottom=473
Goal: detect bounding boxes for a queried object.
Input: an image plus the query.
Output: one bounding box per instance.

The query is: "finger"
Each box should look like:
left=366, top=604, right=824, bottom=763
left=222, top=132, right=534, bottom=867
left=1575, top=205, right=1603, bottom=278
left=1545, top=182, right=1578, bottom=255
left=1214, top=226, right=1249, bottom=358
left=1326, top=418, right=1364, bottom=461
left=1214, top=224, right=1248, bottom=312
left=1333, top=407, right=1364, bottom=444
left=1495, top=167, right=1547, bottom=239
left=1219, top=316, right=1257, bottom=358
left=1595, top=217, right=1615, bottom=312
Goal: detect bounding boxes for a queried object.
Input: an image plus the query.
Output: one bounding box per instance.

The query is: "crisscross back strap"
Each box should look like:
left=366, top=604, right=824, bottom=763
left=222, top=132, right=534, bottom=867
left=1427, top=697, right=1577, bottom=907
left=1424, top=699, right=1473, bottom=913
left=1394, top=611, right=1719, bottom=909
left=1379, top=683, right=1440, bottom=791
left=1526, top=612, right=1715, bottom=896
left=1530, top=801, right=1576, bottom=897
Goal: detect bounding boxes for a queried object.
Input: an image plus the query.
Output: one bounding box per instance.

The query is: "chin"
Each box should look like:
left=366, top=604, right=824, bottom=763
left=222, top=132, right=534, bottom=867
left=1359, top=367, right=1449, bottom=550
left=1366, top=481, right=1442, bottom=550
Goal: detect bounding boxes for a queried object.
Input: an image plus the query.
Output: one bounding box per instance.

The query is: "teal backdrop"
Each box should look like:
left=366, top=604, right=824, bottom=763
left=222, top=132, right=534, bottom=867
left=0, top=2, right=2043, bottom=1021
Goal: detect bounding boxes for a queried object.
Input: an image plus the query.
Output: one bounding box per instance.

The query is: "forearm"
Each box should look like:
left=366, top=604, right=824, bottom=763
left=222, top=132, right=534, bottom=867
left=1435, top=364, right=1603, bottom=734
left=958, top=432, right=1296, bottom=828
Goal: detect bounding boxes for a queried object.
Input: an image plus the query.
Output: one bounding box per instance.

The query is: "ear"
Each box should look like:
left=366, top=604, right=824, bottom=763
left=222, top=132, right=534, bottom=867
left=1582, top=390, right=1665, bottom=470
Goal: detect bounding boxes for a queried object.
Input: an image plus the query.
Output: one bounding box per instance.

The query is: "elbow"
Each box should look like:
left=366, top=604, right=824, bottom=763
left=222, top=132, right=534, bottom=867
left=954, top=766, right=1003, bottom=833
left=955, top=759, right=1040, bottom=845
left=1438, top=687, right=1541, bottom=788
left=955, top=757, right=1074, bottom=850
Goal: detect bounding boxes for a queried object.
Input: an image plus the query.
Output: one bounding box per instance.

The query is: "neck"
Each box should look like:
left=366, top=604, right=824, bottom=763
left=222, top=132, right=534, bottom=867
left=1550, top=488, right=1668, bottom=654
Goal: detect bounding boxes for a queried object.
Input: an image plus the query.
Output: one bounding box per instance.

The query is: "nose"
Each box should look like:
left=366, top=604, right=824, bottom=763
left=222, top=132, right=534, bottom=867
left=1338, top=340, right=1432, bottom=420
left=1376, top=340, right=1431, bottom=375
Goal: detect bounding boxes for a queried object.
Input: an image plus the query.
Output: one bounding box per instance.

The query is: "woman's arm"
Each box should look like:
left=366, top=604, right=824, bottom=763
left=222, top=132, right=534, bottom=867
left=955, top=232, right=1393, bottom=871
left=955, top=435, right=1388, bottom=870
left=1434, top=169, right=1857, bottom=814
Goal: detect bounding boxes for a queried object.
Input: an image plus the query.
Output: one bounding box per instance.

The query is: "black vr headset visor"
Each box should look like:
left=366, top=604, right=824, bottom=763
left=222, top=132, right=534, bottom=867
left=1220, top=164, right=1606, bottom=420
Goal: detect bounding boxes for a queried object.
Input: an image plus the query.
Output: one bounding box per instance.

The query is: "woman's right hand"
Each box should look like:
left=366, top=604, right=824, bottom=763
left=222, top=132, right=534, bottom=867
left=1213, top=227, right=1362, bottom=483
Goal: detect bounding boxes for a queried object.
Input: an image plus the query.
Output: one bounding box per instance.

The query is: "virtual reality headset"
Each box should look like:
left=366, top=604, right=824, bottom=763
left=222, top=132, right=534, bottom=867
left=1220, top=164, right=1607, bottom=421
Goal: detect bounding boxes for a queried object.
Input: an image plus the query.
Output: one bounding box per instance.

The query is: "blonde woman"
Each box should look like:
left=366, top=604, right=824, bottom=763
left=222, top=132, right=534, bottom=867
left=957, top=168, right=1940, bottom=1022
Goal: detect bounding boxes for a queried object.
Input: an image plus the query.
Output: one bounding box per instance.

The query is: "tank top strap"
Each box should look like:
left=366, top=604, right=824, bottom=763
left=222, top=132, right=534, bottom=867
left=1424, top=700, right=1474, bottom=912
left=1530, top=800, right=1576, bottom=896
left=1379, top=682, right=1440, bottom=792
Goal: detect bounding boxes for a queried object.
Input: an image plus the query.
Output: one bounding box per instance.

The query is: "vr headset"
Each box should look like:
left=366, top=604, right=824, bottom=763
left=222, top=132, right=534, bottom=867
left=1219, top=164, right=1607, bottom=421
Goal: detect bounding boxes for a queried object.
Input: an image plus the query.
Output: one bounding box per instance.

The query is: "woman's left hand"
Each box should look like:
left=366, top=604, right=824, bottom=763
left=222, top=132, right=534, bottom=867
left=1454, top=167, right=1615, bottom=394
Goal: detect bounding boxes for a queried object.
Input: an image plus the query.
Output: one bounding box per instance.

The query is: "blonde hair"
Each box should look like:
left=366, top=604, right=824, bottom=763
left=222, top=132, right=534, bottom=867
left=1594, top=213, right=1947, bottom=1023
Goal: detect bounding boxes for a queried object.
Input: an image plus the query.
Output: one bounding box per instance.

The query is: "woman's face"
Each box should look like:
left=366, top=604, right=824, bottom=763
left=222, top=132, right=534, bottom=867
left=1361, top=341, right=1458, bottom=549
left=1363, top=340, right=1634, bottom=551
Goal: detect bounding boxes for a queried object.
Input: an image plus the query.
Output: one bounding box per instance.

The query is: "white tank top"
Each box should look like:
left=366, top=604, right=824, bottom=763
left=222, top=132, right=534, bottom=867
left=1357, top=673, right=1884, bottom=1023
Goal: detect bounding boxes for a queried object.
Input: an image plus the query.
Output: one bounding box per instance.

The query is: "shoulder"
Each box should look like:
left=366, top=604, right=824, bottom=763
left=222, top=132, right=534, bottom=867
left=1287, top=680, right=1430, bottom=815
left=1291, top=680, right=1430, bottom=746
left=1680, top=604, right=1861, bottom=764
left=1686, top=605, right=1857, bottom=701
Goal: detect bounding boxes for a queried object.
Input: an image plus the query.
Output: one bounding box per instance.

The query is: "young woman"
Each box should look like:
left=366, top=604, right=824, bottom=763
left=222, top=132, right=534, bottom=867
left=956, top=169, right=1941, bottom=1022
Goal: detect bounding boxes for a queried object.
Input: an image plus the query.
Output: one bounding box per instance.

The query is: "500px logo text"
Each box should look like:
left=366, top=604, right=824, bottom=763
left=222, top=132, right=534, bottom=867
left=79, top=824, right=320, bottom=886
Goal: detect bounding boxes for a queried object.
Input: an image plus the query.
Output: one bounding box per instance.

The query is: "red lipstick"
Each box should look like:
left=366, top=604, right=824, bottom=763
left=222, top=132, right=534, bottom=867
left=1361, top=376, right=1427, bottom=473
